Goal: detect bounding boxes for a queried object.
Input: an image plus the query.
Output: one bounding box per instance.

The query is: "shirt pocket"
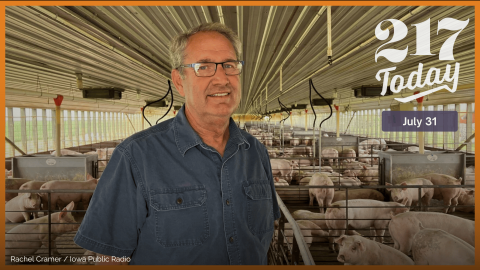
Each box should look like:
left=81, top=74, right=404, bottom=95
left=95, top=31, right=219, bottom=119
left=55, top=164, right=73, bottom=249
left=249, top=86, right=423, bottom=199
left=150, top=185, right=209, bottom=248
left=243, top=180, right=274, bottom=237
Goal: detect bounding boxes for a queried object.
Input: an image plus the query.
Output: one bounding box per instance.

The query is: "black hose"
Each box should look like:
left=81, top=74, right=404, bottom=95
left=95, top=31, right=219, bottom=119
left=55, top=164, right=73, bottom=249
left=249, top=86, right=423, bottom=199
left=278, top=98, right=290, bottom=125
left=142, top=80, right=173, bottom=127
left=309, top=78, right=333, bottom=129
left=156, top=81, right=174, bottom=124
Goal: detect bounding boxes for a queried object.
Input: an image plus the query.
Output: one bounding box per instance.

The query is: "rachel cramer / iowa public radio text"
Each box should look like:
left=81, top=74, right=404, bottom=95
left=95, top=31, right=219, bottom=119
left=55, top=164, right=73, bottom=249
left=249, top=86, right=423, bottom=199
left=9, top=255, right=131, bottom=263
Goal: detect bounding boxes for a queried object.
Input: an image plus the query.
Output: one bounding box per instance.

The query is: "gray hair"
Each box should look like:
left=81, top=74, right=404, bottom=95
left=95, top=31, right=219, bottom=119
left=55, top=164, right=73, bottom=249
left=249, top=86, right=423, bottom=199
left=169, top=22, right=242, bottom=78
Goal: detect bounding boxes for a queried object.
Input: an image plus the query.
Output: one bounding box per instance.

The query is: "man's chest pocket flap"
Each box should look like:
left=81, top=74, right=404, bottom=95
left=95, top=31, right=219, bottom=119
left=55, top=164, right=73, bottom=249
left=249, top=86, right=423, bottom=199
left=244, top=182, right=272, bottom=200
left=150, top=186, right=206, bottom=211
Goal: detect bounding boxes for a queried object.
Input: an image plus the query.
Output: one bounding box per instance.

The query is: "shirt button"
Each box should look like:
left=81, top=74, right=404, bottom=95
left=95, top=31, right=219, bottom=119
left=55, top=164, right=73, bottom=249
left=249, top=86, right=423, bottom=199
left=176, top=198, right=183, bottom=204
left=229, top=237, right=234, bottom=243
left=226, top=199, right=230, bottom=205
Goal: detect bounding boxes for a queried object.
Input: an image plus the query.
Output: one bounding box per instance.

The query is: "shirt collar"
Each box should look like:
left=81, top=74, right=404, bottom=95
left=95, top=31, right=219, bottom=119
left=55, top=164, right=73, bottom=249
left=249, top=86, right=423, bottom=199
left=173, top=105, right=250, bottom=156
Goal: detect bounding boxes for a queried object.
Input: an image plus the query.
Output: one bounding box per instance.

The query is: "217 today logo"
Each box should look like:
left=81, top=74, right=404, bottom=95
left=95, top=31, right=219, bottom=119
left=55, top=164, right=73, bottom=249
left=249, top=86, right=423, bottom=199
left=374, top=18, right=469, bottom=103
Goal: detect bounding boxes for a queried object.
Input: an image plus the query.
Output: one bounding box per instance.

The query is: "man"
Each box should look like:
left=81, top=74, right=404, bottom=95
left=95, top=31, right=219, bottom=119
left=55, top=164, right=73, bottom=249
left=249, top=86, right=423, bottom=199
left=74, top=22, right=281, bottom=265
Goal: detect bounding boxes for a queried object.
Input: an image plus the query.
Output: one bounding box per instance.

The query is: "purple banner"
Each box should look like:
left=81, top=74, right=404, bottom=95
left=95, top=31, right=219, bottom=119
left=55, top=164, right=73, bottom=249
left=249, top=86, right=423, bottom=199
left=382, top=111, right=458, bottom=132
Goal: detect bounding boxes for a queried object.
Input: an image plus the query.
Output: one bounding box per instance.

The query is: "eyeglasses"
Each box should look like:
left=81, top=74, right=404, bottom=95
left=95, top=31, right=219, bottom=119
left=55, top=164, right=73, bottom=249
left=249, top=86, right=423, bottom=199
left=177, top=61, right=245, bottom=77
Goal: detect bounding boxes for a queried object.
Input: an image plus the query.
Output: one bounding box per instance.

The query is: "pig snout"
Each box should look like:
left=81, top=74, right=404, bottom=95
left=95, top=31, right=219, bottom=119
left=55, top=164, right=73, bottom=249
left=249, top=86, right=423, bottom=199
left=337, top=254, right=346, bottom=263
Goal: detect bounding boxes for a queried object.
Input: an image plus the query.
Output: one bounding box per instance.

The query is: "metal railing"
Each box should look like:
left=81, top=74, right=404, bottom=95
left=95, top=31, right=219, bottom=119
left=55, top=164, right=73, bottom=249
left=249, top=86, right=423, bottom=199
left=269, top=192, right=315, bottom=265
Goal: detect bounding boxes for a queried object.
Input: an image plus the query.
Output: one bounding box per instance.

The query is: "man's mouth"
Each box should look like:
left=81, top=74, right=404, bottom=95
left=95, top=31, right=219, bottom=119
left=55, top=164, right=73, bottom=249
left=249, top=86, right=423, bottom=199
left=209, top=93, right=230, bottom=97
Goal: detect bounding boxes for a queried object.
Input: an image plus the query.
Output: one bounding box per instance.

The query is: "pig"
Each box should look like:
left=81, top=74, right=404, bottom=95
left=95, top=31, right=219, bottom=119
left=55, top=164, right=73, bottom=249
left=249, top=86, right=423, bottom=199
left=96, top=147, right=116, bottom=166
left=308, top=173, right=334, bottom=213
left=292, top=210, right=361, bottom=240
left=359, top=139, right=381, bottom=151
left=323, top=133, right=329, bottom=137
left=417, top=173, right=464, bottom=213
left=465, top=165, right=474, bottom=173
left=273, top=177, right=289, bottom=186
left=299, top=177, right=311, bottom=186
left=275, top=220, right=329, bottom=247
left=270, top=159, right=299, bottom=182
left=359, top=154, right=378, bottom=165
left=285, top=146, right=313, bottom=157
left=39, top=179, right=98, bottom=212
left=332, top=189, right=384, bottom=203
left=337, top=177, right=362, bottom=187
left=379, top=139, right=388, bottom=150
left=5, top=193, right=42, bottom=222
left=341, top=149, right=356, bottom=163
left=19, top=180, right=46, bottom=191
left=335, top=235, right=414, bottom=265
left=341, top=162, right=368, bottom=170
left=321, top=148, right=339, bottom=167
left=297, top=158, right=312, bottom=167
left=456, top=189, right=474, bottom=213
left=5, top=178, right=32, bottom=202
left=326, top=199, right=409, bottom=250
left=388, top=211, right=475, bottom=255
left=386, top=178, right=434, bottom=211
left=411, top=223, right=474, bottom=265
left=343, top=165, right=378, bottom=183
left=5, top=201, right=79, bottom=256
left=50, top=149, right=83, bottom=156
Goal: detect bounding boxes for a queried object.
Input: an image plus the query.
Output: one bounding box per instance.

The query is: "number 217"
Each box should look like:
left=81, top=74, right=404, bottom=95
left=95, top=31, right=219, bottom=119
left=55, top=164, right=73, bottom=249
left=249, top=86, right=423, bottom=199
left=375, top=18, right=469, bottom=63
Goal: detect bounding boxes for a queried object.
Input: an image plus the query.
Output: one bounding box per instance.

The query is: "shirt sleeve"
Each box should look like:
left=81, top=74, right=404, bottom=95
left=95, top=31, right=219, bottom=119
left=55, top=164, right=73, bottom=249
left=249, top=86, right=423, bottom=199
left=73, top=146, right=148, bottom=257
left=262, top=148, right=282, bottom=220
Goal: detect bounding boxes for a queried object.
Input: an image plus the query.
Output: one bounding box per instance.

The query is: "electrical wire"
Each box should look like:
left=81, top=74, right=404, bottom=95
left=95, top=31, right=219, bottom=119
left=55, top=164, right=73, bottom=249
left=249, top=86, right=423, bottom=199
left=309, top=78, right=333, bottom=129
left=142, top=80, right=173, bottom=127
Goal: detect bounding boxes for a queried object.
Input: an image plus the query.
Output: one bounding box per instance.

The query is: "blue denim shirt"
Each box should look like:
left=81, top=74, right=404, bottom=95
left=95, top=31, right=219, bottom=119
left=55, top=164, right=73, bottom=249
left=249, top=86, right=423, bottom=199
left=74, top=106, right=281, bottom=265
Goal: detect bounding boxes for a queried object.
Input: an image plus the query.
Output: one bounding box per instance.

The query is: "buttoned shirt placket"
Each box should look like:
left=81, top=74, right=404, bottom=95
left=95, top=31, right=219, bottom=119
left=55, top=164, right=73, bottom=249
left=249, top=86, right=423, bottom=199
left=199, top=139, right=243, bottom=265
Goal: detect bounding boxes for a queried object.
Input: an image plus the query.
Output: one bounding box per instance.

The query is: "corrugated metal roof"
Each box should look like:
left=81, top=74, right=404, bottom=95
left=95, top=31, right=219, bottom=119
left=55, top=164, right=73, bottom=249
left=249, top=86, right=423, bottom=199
left=5, top=6, right=475, bottom=114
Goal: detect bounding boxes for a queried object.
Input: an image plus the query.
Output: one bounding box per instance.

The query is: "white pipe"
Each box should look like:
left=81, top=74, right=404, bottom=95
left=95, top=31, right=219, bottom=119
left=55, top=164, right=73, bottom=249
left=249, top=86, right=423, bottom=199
left=248, top=7, right=326, bottom=104
left=327, top=6, right=332, bottom=64
left=418, top=101, right=425, bottom=154
left=247, top=6, right=429, bottom=112
left=244, top=6, right=277, bottom=103
left=217, top=6, right=225, bottom=25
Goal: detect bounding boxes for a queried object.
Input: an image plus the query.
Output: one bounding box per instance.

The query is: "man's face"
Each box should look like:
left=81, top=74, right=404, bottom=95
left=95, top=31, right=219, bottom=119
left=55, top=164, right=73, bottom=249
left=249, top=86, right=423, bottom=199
left=172, top=31, right=241, bottom=120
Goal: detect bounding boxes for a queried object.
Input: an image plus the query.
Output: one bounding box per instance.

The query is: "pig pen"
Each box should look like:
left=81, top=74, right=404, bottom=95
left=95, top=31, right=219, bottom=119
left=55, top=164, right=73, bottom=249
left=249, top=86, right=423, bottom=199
left=379, top=151, right=466, bottom=185
left=274, top=184, right=475, bottom=265
left=5, top=189, right=92, bottom=265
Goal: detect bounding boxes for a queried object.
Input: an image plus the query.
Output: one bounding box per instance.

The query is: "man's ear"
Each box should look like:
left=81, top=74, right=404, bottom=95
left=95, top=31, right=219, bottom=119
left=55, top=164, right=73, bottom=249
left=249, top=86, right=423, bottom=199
left=171, top=69, right=185, bottom=97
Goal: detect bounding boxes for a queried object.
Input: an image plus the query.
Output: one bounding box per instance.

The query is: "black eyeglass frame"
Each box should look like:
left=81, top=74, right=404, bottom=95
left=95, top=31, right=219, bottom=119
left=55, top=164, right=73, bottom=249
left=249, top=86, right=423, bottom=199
left=177, top=61, right=245, bottom=77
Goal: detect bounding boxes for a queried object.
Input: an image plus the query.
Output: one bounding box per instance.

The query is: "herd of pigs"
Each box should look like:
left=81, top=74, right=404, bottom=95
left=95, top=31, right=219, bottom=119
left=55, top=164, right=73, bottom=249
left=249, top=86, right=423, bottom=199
left=3, top=127, right=476, bottom=265
left=249, top=126, right=475, bottom=265
left=4, top=147, right=114, bottom=260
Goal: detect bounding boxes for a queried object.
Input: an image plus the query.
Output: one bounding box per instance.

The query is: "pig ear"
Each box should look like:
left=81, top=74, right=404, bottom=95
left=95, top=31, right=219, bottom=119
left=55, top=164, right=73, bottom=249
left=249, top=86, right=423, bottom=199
left=274, top=177, right=279, bottom=182
left=400, top=182, right=408, bottom=191
left=354, top=240, right=366, bottom=252
left=467, top=189, right=474, bottom=196
left=385, top=182, right=392, bottom=191
left=59, top=207, right=67, bottom=220
left=66, top=201, right=75, bottom=211
left=334, top=235, right=347, bottom=245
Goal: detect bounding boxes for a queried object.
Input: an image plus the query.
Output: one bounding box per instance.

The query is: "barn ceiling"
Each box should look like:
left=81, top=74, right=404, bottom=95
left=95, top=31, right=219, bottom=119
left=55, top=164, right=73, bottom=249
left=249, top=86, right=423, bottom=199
left=4, top=6, right=475, bottom=115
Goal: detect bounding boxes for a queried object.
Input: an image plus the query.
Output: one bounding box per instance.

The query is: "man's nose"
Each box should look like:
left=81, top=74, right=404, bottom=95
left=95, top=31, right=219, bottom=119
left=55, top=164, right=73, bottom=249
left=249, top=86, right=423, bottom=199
left=212, top=64, right=229, bottom=84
